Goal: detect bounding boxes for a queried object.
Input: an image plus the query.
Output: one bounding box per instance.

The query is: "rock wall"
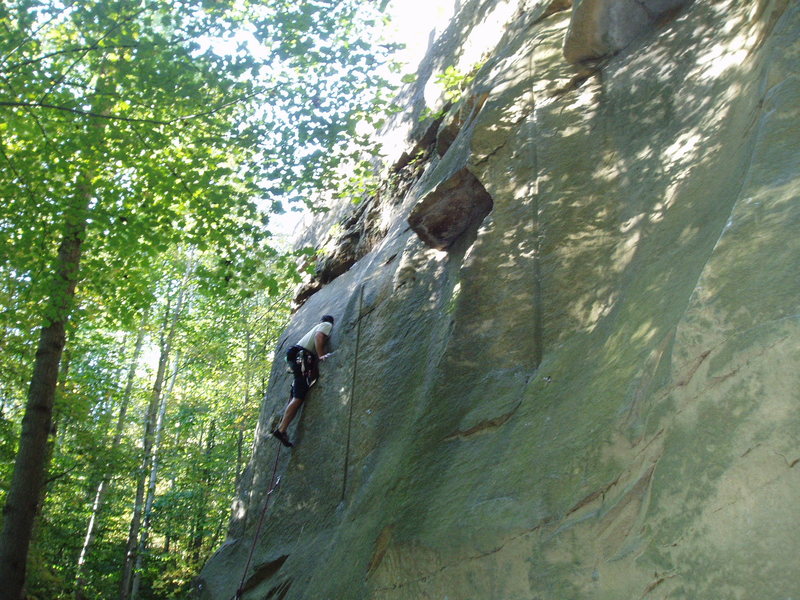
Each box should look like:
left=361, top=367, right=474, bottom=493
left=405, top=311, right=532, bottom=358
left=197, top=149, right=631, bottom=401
left=197, top=0, right=800, bottom=598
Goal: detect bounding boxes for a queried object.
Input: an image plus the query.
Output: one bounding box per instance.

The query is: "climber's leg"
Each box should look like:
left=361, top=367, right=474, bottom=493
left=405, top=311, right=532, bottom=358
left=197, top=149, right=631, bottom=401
left=277, top=396, right=303, bottom=433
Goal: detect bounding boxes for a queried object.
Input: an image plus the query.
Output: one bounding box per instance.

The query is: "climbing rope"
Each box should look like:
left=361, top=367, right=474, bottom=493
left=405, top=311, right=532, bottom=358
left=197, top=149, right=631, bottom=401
left=234, top=440, right=283, bottom=600
left=233, top=292, right=364, bottom=596
left=341, top=282, right=364, bottom=501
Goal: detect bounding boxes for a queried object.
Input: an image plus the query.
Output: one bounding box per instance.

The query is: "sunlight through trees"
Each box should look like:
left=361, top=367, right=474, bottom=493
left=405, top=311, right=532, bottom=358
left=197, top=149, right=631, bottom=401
left=0, top=0, right=396, bottom=597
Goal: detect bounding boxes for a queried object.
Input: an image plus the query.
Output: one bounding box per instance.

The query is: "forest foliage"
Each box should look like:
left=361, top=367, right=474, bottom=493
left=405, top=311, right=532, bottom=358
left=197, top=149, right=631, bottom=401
left=0, top=0, right=397, bottom=597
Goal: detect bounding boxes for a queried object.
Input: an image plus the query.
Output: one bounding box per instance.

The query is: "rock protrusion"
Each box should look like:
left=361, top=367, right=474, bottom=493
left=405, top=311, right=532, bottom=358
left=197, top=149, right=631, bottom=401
left=292, top=194, right=389, bottom=308
left=239, top=554, right=289, bottom=596
left=436, top=92, right=490, bottom=157
left=391, top=110, right=449, bottom=173
left=563, top=0, right=690, bottom=64
left=407, top=168, right=493, bottom=250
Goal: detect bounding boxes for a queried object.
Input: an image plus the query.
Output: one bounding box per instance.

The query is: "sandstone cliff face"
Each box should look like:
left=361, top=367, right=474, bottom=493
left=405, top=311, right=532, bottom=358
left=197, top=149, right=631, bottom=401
left=197, top=0, right=800, bottom=598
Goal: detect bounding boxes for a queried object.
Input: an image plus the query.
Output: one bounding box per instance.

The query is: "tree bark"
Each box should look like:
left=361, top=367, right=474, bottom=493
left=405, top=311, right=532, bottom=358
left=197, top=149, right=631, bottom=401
left=0, top=191, right=89, bottom=600
left=236, top=321, right=252, bottom=489
left=39, top=351, right=71, bottom=510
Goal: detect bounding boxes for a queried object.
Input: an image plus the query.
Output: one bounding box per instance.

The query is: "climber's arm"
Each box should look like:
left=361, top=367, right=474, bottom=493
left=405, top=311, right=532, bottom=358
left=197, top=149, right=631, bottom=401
left=314, top=331, right=329, bottom=357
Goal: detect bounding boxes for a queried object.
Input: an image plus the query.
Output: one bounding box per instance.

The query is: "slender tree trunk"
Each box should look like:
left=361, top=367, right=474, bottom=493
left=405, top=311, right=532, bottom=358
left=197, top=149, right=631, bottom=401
left=235, top=428, right=244, bottom=489
left=130, top=350, right=180, bottom=600
left=236, top=322, right=252, bottom=489
left=0, top=189, right=89, bottom=600
left=163, top=478, right=177, bottom=554
left=119, top=309, right=170, bottom=600
left=190, top=420, right=215, bottom=567
left=75, top=313, right=148, bottom=597
left=121, top=263, right=190, bottom=600
left=212, top=513, right=226, bottom=550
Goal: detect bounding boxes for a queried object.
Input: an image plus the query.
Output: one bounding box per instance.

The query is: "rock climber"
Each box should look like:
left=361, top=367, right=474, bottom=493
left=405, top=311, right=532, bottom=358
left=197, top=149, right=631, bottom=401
left=271, top=315, right=334, bottom=447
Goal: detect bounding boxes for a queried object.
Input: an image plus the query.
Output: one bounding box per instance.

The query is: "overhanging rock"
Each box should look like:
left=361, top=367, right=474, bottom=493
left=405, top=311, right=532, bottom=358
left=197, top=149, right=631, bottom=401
left=407, top=167, right=493, bottom=250
left=564, top=0, right=691, bottom=64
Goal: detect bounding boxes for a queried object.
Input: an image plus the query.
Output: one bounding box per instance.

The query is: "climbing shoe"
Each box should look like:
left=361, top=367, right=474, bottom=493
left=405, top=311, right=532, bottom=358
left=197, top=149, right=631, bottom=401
left=271, top=429, right=293, bottom=448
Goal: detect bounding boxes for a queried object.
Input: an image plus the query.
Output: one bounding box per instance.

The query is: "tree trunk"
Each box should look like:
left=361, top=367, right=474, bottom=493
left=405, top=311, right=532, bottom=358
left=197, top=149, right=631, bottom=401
left=39, top=351, right=71, bottom=509
left=236, top=322, right=252, bottom=489
left=120, top=263, right=190, bottom=600
left=0, top=58, right=115, bottom=599
left=190, top=420, right=215, bottom=567
left=163, top=478, right=177, bottom=554
left=75, top=313, right=148, bottom=597
left=119, top=310, right=170, bottom=600
left=130, top=350, right=180, bottom=600
left=235, top=428, right=244, bottom=490
left=0, top=190, right=89, bottom=600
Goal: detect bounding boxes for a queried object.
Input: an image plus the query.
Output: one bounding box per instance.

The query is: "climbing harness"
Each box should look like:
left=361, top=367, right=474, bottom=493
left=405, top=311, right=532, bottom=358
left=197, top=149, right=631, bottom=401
left=234, top=440, right=283, bottom=600
left=233, top=308, right=357, bottom=596
left=286, top=345, right=318, bottom=389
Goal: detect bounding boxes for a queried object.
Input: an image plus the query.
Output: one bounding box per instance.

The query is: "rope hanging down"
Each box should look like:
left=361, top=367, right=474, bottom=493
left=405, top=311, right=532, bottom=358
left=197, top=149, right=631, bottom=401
left=341, top=282, right=365, bottom=501
left=234, top=287, right=364, bottom=596
left=234, top=441, right=283, bottom=600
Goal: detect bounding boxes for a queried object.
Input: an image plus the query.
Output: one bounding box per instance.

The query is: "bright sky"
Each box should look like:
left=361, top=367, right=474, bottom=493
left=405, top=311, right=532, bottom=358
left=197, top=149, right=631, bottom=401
left=385, top=0, right=455, bottom=73
left=268, top=0, right=455, bottom=243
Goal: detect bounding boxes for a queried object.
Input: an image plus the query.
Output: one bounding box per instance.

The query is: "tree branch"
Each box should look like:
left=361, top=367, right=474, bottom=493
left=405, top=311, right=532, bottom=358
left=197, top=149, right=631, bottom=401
left=4, top=28, right=208, bottom=74
left=4, top=43, right=139, bottom=73
left=1, top=86, right=269, bottom=126
left=0, top=101, right=172, bottom=124
left=45, top=463, right=80, bottom=486
left=38, top=6, right=150, bottom=104
left=174, top=89, right=264, bottom=122
left=0, top=0, right=80, bottom=69
left=0, top=75, right=60, bottom=186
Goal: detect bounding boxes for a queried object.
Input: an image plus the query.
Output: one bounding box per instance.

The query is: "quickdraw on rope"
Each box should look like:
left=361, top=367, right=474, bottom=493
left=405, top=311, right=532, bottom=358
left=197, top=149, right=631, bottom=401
left=234, top=440, right=283, bottom=600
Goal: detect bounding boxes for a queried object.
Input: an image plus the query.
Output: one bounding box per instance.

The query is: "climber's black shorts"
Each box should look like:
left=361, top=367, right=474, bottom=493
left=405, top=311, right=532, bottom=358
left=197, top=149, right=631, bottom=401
left=286, top=345, right=316, bottom=400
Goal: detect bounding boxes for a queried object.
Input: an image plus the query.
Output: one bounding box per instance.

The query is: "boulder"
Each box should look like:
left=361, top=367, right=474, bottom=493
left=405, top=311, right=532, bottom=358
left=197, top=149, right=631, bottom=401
left=564, top=0, right=691, bottom=64
left=407, top=167, right=493, bottom=250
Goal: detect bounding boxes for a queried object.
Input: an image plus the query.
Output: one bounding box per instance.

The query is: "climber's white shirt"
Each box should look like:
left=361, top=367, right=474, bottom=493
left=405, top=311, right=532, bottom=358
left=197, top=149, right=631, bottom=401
left=296, top=322, right=332, bottom=353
